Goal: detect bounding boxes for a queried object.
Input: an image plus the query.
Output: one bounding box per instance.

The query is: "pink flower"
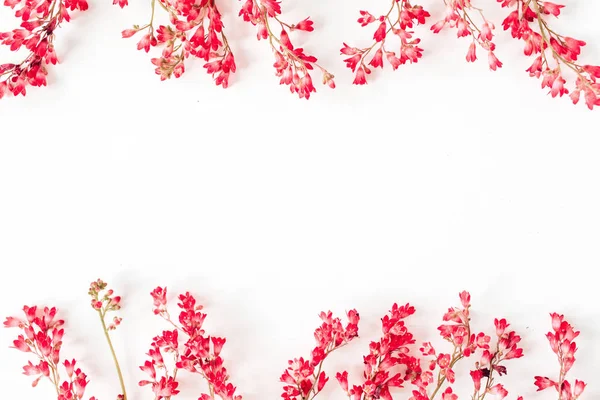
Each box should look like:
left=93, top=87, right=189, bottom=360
left=358, top=11, right=376, bottom=27
left=121, top=29, right=138, bottom=38
left=542, top=2, right=564, bottom=17
left=369, top=48, right=384, bottom=68
left=293, top=18, right=314, bottom=32
left=353, top=66, right=368, bottom=85
left=373, top=21, right=387, bottom=42
left=336, top=371, right=349, bottom=392
left=488, top=51, right=502, bottom=71
left=488, top=384, right=508, bottom=399
left=534, top=376, right=557, bottom=391
left=481, top=22, right=494, bottom=41
left=471, top=369, right=483, bottom=391
left=466, top=42, right=477, bottom=62
left=442, top=387, right=457, bottom=400
left=136, top=34, right=153, bottom=52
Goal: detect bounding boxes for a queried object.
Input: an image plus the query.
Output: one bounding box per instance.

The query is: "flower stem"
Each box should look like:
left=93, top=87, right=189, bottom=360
left=98, top=310, right=128, bottom=400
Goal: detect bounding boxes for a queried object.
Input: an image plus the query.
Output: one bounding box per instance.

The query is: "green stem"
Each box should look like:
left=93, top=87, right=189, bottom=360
left=98, top=310, right=128, bottom=400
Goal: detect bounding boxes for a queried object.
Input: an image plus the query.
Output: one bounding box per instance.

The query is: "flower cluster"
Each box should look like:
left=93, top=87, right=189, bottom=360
left=431, top=0, right=501, bottom=70
left=341, top=0, right=430, bottom=85
left=139, top=287, right=241, bottom=400
left=89, top=279, right=127, bottom=400
left=281, top=309, right=360, bottom=400
left=413, top=292, right=524, bottom=400
left=89, top=279, right=123, bottom=331
left=534, top=313, right=586, bottom=400
left=498, top=0, right=600, bottom=109
left=0, top=0, right=87, bottom=98
left=4, top=306, right=96, bottom=400
left=118, top=0, right=235, bottom=87
left=239, top=0, right=334, bottom=98
left=336, top=303, right=419, bottom=400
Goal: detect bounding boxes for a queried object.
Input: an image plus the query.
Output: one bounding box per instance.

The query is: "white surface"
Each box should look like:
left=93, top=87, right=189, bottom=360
left=1, top=0, right=599, bottom=399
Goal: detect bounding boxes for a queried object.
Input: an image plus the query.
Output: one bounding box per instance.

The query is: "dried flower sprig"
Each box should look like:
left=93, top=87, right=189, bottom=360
left=431, top=0, right=501, bottom=71
left=413, top=292, right=524, bottom=400
left=0, top=0, right=88, bottom=98
left=4, top=306, right=97, bottom=400
left=336, top=303, right=420, bottom=400
left=281, top=309, right=360, bottom=400
left=341, top=0, right=430, bottom=85
left=116, top=0, right=235, bottom=87
left=534, top=313, right=586, bottom=400
left=89, top=279, right=127, bottom=400
left=498, top=0, right=600, bottom=109
left=139, top=286, right=241, bottom=400
left=239, top=0, right=335, bottom=98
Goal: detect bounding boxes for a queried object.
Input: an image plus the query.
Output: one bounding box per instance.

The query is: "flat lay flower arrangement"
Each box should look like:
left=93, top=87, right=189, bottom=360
left=0, top=0, right=599, bottom=107
left=4, top=280, right=588, bottom=400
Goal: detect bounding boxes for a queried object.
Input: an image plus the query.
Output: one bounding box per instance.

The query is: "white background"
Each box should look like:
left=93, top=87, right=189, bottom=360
left=1, top=0, right=599, bottom=399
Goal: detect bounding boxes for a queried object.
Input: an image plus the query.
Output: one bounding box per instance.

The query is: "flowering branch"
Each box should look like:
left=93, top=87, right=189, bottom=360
left=431, top=0, right=501, bottom=70
left=341, top=0, right=430, bottom=85
left=413, top=292, right=524, bottom=400
left=139, top=286, right=242, bottom=400
left=498, top=0, right=600, bottom=109
left=0, top=0, right=87, bottom=98
left=4, top=306, right=97, bottom=400
left=117, top=0, right=235, bottom=87
left=281, top=309, right=360, bottom=400
left=89, top=279, right=127, bottom=400
left=336, top=303, right=419, bottom=400
left=239, top=0, right=334, bottom=98
left=534, top=313, right=586, bottom=400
